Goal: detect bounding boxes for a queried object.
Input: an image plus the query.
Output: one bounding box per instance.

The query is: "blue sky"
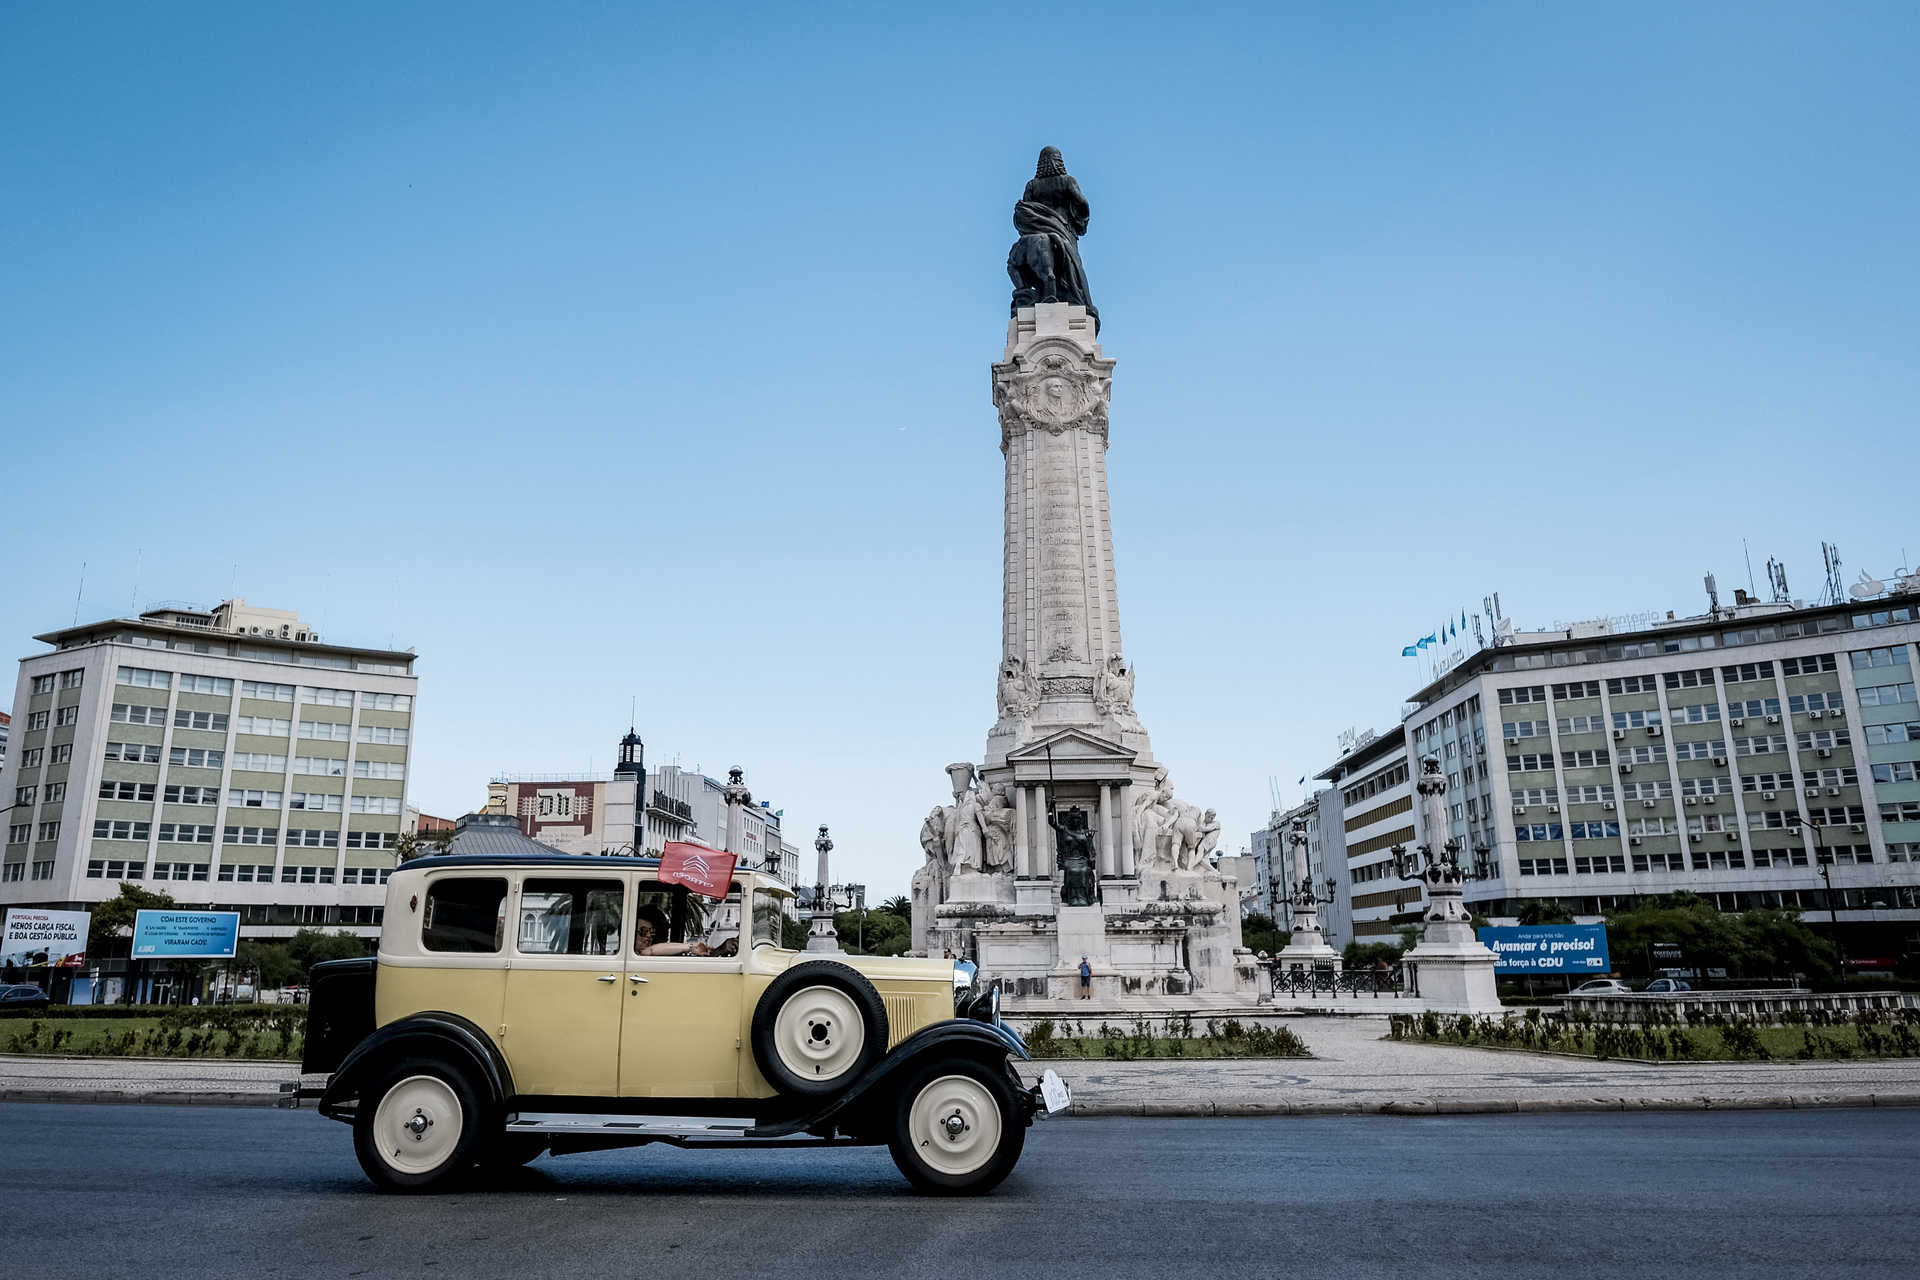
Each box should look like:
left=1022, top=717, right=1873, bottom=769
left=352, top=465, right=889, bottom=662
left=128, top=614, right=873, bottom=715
left=4, top=3, right=1916, bottom=896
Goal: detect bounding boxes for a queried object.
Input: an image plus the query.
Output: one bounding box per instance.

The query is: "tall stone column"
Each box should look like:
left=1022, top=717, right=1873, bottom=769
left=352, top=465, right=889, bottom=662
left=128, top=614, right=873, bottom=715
left=1014, top=784, right=1031, bottom=877
left=1098, top=784, right=1117, bottom=877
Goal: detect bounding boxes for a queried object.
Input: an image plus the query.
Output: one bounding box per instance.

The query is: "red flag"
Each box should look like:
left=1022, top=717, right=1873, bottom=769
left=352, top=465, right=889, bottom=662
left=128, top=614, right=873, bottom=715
left=658, top=842, right=738, bottom=898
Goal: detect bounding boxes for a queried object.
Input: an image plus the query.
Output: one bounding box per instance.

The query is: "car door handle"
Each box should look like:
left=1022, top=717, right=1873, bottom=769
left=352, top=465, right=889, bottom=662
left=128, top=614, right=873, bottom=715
left=629, top=975, right=649, bottom=984
left=597, top=975, right=619, bottom=983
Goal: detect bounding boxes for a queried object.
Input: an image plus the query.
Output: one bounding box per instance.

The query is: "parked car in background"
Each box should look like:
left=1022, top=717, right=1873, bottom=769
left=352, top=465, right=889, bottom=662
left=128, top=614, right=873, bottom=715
left=1569, top=979, right=1634, bottom=995
left=1642, top=978, right=1692, bottom=993
left=0, top=984, right=51, bottom=1009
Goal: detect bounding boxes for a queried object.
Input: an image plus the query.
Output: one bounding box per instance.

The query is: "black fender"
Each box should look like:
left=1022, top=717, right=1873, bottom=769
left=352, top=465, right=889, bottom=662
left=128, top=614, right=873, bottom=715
left=316, top=1012, right=515, bottom=1124
left=752, top=1019, right=1032, bottom=1138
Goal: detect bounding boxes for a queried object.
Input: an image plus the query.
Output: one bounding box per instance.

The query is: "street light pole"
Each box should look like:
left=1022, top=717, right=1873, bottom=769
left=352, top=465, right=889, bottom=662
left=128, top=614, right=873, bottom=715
left=1789, top=812, right=1846, bottom=976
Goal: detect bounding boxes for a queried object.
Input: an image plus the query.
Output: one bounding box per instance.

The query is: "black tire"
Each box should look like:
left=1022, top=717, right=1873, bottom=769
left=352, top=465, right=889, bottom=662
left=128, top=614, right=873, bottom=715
left=750, top=962, right=889, bottom=1097
left=886, top=1057, right=1025, bottom=1195
left=351, top=1056, right=486, bottom=1193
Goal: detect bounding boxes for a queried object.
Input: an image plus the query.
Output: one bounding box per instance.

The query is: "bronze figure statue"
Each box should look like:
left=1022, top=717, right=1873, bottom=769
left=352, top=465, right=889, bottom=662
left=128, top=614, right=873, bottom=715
left=1048, top=804, right=1099, bottom=907
left=1008, top=146, right=1098, bottom=328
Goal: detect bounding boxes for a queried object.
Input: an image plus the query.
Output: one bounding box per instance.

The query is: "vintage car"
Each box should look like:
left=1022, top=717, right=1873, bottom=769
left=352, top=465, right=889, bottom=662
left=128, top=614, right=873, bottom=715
left=301, top=853, right=1066, bottom=1194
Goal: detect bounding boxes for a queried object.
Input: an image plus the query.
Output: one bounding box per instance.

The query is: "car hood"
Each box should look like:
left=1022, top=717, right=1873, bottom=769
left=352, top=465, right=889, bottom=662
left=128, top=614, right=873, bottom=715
left=781, top=953, right=955, bottom=983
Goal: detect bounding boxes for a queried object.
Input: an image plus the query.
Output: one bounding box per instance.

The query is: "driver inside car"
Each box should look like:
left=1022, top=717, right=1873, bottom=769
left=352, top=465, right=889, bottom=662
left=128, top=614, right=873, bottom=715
left=634, top=904, right=711, bottom=956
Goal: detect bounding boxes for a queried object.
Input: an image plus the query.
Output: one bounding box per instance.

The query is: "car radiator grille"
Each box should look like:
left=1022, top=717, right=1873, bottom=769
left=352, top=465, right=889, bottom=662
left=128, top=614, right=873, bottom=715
left=884, top=995, right=926, bottom=1048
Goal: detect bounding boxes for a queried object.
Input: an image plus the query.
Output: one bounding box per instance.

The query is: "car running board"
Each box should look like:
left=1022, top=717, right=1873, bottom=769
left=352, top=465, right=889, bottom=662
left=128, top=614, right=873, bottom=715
left=506, top=1113, right=759, bottom=1138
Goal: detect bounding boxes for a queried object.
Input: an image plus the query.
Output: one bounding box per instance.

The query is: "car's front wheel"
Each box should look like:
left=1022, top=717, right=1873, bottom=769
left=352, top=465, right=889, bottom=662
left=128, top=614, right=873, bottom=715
left=352, top=1058, right=485, bottom=1193
left=886, top=1058, right=1025, bottom=1195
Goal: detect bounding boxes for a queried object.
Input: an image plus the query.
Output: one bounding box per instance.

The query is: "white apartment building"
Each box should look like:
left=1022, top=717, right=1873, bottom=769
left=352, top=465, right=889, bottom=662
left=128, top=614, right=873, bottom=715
left=1313, top=728, right=1417, bottom=943
left=1403, top=591, right=1920, bottom=964
left=0, top=600, right=416, bottom=941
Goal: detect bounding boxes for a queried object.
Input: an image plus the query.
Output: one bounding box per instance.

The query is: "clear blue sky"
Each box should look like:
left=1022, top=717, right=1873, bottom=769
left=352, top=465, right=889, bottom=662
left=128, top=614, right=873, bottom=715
left=4, top=3, right=1916, bottom=897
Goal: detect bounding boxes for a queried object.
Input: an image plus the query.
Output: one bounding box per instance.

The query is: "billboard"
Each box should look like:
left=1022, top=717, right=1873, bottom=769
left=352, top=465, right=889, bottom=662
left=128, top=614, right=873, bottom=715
left=132, top=910, right=240, bottom=959
left=1476, top=923, right=1610, bottom=974
left=1, top=908, right=92, bottom=969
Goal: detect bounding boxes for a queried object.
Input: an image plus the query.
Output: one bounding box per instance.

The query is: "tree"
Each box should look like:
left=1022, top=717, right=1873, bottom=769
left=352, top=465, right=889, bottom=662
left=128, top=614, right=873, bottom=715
left=1241, top=912, right=1285, bottom=955
left=879, top=895, right=911, bottom=920
left=284, top=928, right=371, bottom=977
left=835, top=908, right=909, bottom=957
left=396, top=828, right=453, bottom=863
left=1517, top=899, right=1576, bottom=926
left=1603, top=894, right=1839, bottom=986
left=90, top=882, right=178, bottom=939
left=234, top=939, right=301, bottom=990
left=779, top=916, right=810, bottom=950
left=1343, top=940, right=1404, bottom=969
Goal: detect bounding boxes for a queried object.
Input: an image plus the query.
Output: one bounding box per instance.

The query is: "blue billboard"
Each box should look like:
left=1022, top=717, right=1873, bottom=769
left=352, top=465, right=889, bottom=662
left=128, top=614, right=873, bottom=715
left=132, top=910, right=240, bottom=958
left=1476, top=923, right=1610, bottom=974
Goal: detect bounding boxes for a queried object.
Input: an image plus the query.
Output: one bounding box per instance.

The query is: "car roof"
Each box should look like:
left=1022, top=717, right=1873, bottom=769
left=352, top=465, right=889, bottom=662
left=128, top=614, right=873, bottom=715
left=396, top=852, right=789, bottom=891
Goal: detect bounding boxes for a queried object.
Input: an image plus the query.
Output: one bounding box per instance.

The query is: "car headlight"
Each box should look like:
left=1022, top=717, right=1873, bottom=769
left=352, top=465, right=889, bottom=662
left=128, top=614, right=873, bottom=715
left=952, top=959, right=978, bottom=1014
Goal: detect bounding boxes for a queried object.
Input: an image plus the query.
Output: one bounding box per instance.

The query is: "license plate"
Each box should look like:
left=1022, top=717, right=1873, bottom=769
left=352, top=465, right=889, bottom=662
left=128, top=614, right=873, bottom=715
left=1039, top=1069, right=1070, bottom=1115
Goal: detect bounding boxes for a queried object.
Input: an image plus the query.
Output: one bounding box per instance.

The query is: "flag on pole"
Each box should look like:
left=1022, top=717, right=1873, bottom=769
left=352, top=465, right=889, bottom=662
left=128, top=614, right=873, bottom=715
left=1418, top=632, right=1437, bottom=650
left=659, top=842, right=738, bottom=898
left=1401, top=644, right=1418, bottom=657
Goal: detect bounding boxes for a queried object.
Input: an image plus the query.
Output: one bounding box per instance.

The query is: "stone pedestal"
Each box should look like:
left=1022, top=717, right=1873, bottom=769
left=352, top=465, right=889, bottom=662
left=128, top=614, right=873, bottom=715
left=1404, top=917, right=1501, bottom=1012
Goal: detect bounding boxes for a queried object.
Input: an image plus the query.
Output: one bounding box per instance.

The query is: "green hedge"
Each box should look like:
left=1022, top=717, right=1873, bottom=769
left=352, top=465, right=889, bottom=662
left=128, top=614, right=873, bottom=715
left=0, top=1006, right=307, bottom=1059
left=1388, top=1007, right=1920, bottom=1061
left=0, top=1003, right=304, bottom=1024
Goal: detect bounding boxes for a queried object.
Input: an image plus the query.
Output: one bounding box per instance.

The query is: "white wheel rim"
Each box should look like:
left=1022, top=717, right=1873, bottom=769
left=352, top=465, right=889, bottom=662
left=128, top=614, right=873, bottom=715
left=908, top=1074, right=1002, bottom=1177
left=372, top=1074, right=464, bottom=1176
left=772, top=984, right=866, bottom=1081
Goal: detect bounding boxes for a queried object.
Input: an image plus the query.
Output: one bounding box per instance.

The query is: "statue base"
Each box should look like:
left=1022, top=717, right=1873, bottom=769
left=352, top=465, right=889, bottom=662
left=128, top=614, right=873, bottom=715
left=1403, top=919, right=1501, bottom=1013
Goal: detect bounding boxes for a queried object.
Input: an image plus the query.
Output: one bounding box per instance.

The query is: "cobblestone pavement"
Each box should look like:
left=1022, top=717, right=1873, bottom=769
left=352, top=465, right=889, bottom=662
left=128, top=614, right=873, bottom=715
left=7, top=1016, right=1920, bottom=1114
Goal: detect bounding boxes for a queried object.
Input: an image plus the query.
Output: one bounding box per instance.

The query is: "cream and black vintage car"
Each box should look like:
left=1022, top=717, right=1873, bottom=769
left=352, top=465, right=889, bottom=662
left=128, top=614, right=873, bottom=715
left=302, top=853, right=1065, bottom=1194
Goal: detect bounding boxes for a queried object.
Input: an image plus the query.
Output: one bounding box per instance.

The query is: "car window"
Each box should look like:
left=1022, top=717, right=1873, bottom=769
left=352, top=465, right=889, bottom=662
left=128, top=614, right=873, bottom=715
left=634, top=878, right=743, bottom=955
left=421, top=876, right=508, bottom=953
left=752, top=889, right=787, bottom=948
left=517, top=878, right=624, bottom=956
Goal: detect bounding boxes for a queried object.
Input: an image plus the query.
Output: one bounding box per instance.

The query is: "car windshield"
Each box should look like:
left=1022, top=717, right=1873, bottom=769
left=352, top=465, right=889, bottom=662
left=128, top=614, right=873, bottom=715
left=752, top=889, right=787, bottom=948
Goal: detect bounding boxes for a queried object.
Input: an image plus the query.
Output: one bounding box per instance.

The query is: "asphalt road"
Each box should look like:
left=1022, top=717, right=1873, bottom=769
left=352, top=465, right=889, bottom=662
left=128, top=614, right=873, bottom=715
left=2, top=1105, right=1915, bottom=1280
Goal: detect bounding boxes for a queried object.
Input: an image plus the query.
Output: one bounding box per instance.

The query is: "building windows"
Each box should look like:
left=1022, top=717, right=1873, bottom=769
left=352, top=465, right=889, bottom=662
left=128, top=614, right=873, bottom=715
left=1632, top=850, right=1688, bottom=872
left=344, top=830, right=398, bottom=850
left=1557, top=715, right=1606, bottom=734
left=289, top=792, right=343, bottom=812
left=1517, top=857, right=1568, bottom=876
left=1857, top=682, right=1917, bottom=707
left=1678, top=776, right=1733, bottom=797
left=235, top=715, right=291, bottom=736
left=111, top=703, right=166, bottom=726
left=1498, top=687, right=1547, bottom=705
left=1805, top=806, right=1866, bottom=825
left=1721, top=662, right=1775, bottom=683
left=1797, top=731, right=1852, bottom=755
left=1879, top=801, right=1920, bottom=823
left=26, top=710, right=49, bottom=731
left=1562, top=749, right=1610, bottom=769
left=1728, top=698, right=1782, bottom=719
left=162, top=785, right=219, bottom=806
left=173, top=710, right=230, bottom=733
left=301, top=686, right=356, bottom=707
left=1612, top=710, right=1663, bottom=730
left=1746, top=810, right=1795, bottom=831
left=20, top=747, right=43, bottom=769
left=217, top=863, right=276, bottom=883
left=230, top=752, right=286, bottom=773
left=92, top=820, right=152, bottom=841
left=1512, top=787, right=1559, bottom=806
left=48, top=744, right=71, bottom=767
left=1781, top=654, right=1838, bottom=676
left=359, top=692, right=412, bottom=711
left=1620, top=780, right=1673, bottom=800
left=1803, top=767, right=1859, bottom=788
left=157, top=823, right=215, bottom=843
left=1733, top=735, right=1788, bottom=758
left=1851, top=646, right=1912, bottom=670
left=227, top=789, right=284, bottom=809
left=280, top=865, right=336, bottom=885
left=31, top=674, right=56, bottom=694
left=1690, top=848, right=1747, bottom=871
left=241, top=681, right=295, bottom=702
left=1750, top=847, right=1808, bottom=868
left=342, top=865, right=394, bottom=883
left=7, top=825, right=30, bottom=845
left=1569, top=821, right=1620, bottom=840
left=55, top=706, right=79, bottom=727
left=34, top=859, right=57, bottom=878
left=35, top=821, right=60, bottom=842
left=352, top=759, right=405, bottom=780
left=86, top=860, right=144, bottom=880
left=1552, top=680, right=1601, bottom=700
left=1887, top=843, right=1920, bottom=863
left=1671, top=740, right=1727, bottom=761
left=1871, top=762, right=1919, bottom=785
left=1566, top=784, right=1615, bottom=804
left=168, top=746, right=225, bottom=769
left=1863, top=722, right=1920, bottom=745
left=222, top=825, right=280, bottom=846
left=349, top=795, right=402, bottom=815
left=1786, top=692, right=1843, bottom=714
left=98, top=780, right=156, bottom=802
left=14, top=786, right=36, bottom=807
left=294, top=756, right=348, bottom=778
left=1669, top=703, right=1722, bottom=724
left=1607, top=675, right=1660, bottom=695
left=116, top=666, right=172, bottom=689
left=297, top=720, right=352, bottom=742
left=0, top=864, right=21, bottom=883
left=357, top=725, right=408, bottom=745
left=1574, top=853, right=1625, bottom=874
left=1627, top=817, right=1677, bottom=836
left=42, top=782, right=66, bottom=805
left=1505, top=753, right=1552, bottom=772
left=59, top=668, right=84, bottom=689
left=175, top=674, right=233, bottom=695
left=1621, top=745, right=1668, bottom=765
left=286, top=828, right=335, bottom=847
left=1515, top=824, right=1564, bottom=842
left=1742, top=772, right=1795, bottom=794
left=1664, top=669, right=1714, bottom=689
left=151, top=862, right=210, bottom=881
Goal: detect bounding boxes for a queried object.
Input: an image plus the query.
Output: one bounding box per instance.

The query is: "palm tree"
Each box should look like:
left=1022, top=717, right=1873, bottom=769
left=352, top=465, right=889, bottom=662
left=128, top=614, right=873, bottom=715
left=880, top=895, right=911, bottom=920
left=1517, top=899, right=1576, bottom=926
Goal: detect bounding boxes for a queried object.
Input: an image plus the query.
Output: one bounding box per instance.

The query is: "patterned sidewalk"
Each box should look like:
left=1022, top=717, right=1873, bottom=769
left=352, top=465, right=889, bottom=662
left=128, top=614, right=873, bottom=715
left=6, top=1017, right=1919, bottom=1114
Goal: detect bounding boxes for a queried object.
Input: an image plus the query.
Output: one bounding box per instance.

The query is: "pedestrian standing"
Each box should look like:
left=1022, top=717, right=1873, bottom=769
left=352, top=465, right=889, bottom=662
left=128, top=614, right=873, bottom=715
left=1077, top=955, right=1093, bottom=1000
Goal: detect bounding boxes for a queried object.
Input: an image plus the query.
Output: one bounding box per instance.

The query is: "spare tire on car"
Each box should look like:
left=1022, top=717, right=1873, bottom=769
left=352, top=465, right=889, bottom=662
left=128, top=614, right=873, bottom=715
left=751, top=961, right=889, bottom=1097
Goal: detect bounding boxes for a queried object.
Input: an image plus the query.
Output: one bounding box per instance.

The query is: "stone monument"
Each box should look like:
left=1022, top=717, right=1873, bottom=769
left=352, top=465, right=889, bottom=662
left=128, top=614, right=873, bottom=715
left=1399, top=757, right=1501, bottom=1012
left=912, top=148, right=1258, bottom=1006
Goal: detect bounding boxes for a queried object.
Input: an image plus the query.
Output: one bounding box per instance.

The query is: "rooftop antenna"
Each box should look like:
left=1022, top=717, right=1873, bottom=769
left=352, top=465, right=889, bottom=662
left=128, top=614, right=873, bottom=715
left=1820, top=542, right=1844, bottom=606
left=130, top=548, right=141, bottom=616
left=73, top=561, right=86, bottom=626
left=1704, top=572, right=1720, bottom=618
left=1765, top=557, right=1791, bottom=603
left=1743, top=539, right=1756, bottom=596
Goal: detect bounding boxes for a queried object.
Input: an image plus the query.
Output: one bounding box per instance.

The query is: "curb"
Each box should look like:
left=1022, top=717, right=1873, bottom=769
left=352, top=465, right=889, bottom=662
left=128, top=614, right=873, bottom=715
left=0, top=1089, right=282, bottom=1108
left=1063, top=1093, right=1920, bottom=1118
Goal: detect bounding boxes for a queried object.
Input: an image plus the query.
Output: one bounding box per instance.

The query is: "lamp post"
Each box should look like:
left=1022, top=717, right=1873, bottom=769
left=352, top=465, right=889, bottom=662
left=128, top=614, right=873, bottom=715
left=806, top=825, right=839, bottom=953
left=1787, top=812, right=1846, bottom=974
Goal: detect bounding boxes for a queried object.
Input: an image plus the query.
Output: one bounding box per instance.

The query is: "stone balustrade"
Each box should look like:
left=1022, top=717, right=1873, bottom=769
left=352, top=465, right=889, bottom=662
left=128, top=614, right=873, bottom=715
left=1565, top=988, right=1916, bottom=1024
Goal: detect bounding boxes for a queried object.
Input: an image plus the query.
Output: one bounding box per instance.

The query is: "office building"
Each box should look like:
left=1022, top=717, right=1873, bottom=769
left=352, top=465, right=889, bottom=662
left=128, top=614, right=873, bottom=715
left=0, top=598, right=416, bottom=940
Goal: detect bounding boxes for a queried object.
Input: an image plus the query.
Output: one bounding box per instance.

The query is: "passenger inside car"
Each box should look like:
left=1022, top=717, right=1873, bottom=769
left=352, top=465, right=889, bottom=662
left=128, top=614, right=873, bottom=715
left=634, top=904, right=714, bottom=956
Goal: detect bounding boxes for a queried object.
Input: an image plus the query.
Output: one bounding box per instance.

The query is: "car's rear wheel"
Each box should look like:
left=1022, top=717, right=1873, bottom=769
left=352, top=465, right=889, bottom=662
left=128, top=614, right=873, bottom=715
left=751, top=962, right=888, bottom=1097
left=886, top=1058, right=1025, bottom=1195
left=352, top=1058, right=484, bottom=1193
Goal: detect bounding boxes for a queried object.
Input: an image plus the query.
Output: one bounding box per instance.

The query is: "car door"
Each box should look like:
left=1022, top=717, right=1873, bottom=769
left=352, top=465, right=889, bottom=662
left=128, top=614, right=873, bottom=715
left=618, top=877, right=748, bottom=1099
left=500, top=872, right=631, bottom=1098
